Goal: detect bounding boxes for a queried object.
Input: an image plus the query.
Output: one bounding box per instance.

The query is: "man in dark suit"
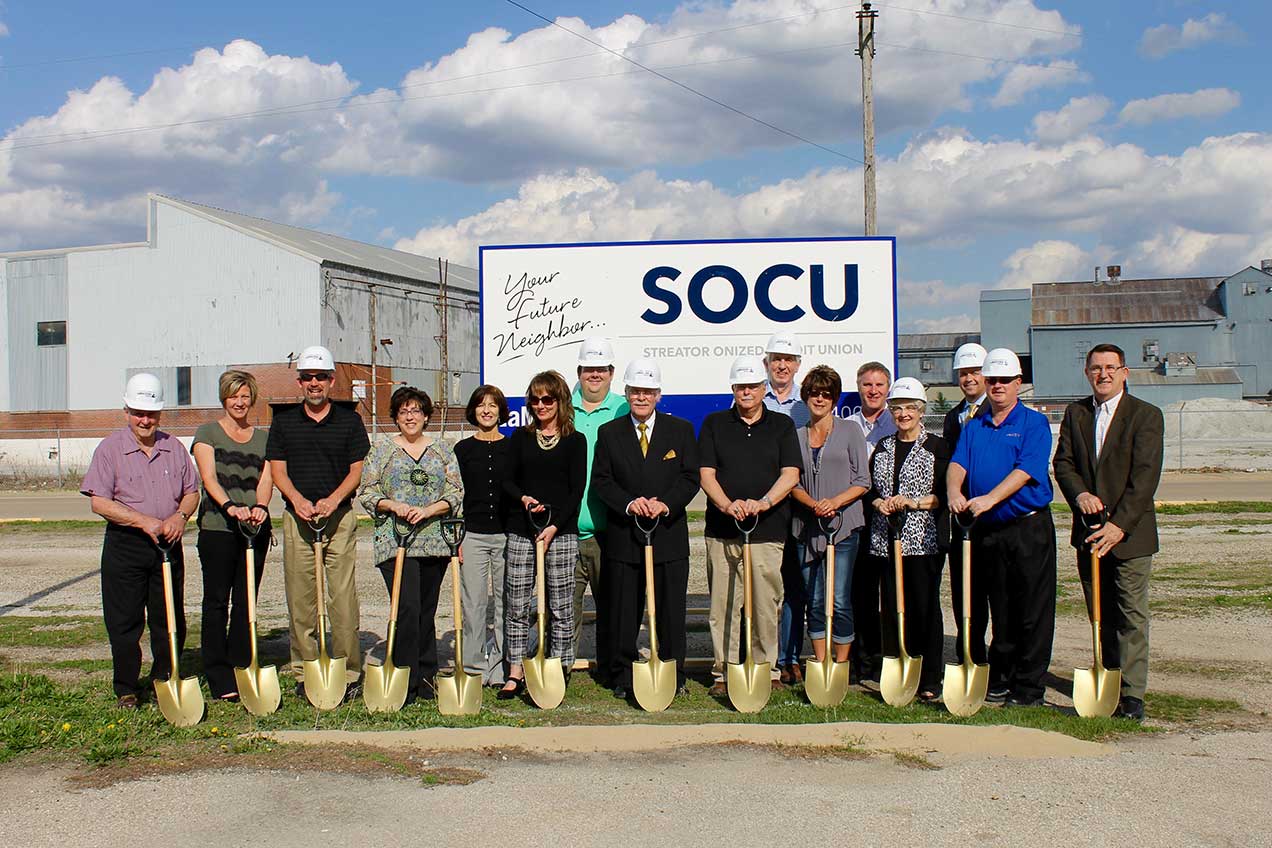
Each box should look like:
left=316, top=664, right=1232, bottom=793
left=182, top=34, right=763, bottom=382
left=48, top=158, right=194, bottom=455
left=1053, top=343, right=1164, bottom=722
left=590, top=358, right=701, bottom=699
left=943, top=342, right=992, bottom=667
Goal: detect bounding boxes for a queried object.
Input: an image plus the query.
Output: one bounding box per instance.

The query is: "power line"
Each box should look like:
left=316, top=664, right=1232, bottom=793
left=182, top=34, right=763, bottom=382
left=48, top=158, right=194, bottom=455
left=872, top=2, right=1080, bottom=37
left=500, top=0, right=862, bottom=164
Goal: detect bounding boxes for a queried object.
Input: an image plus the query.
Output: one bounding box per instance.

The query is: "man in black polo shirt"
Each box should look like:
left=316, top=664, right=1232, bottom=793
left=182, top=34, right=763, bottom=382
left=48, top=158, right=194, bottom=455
left=699, top=355, right=802, bottom=697
left=266, top=345, right=370, bottom=696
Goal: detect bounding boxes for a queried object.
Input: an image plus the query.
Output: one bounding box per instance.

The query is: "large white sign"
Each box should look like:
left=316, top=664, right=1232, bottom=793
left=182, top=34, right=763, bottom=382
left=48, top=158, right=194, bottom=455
left=479, top=237, right=896, bottom=427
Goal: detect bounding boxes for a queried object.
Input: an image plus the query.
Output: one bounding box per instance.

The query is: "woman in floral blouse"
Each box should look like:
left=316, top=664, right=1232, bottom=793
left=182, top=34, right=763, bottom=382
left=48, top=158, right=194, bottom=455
left=358, top=387, right=463, bottom=705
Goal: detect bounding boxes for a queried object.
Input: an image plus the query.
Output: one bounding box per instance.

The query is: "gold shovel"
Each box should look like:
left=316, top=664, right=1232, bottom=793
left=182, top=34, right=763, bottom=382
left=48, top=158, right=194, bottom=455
left=232, top=518, right=280, bottom=717
left=727, top=514, right=771, bottom=713
left=881, top=511, right=921, bottom=707
left=523, top=503, right=565, bottom=710
left=631, top=514, right=676, bottom=713
left=364, top=516, right=420, bottom=713
left=805, top=513, right=850, bottom=708
left=942, top=510, right=988, bottom=717
left=302, top=517, right=347, bottom=710
left=153, top=540, right=205, bottom=727
left=437, top=518, right=482, bottom=715
left=1073, top=510, right=1122, bottom=718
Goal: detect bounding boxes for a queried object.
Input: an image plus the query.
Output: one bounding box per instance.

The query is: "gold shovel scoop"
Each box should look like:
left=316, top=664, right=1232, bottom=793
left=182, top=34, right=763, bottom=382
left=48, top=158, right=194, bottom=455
left=631, top=513, right=676, bottom=713
left=364, top=515, right=421, bottom=713
left=153, top=539, right=205, bottom=727
left=942, top=510, right=989, bottom=717
left=881, top=510, right=922, bottom=707
left=805, top=512, right=850, bottom=708
left=302, top=516, right=347, bottom=710
left=523, top=503, right=565, bottom=710
left=437, top=518, right=482, bottom=715
left=727, top=513, right=771, bottom=713
left=1073, top=509, right=1122, bottom=718
left=232, top=516, right=280, bottom=717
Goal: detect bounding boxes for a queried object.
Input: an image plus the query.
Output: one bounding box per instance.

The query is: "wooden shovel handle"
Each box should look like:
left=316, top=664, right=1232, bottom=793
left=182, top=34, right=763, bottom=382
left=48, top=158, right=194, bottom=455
left=450, top=555, right=463, bottom=660
left=1089, top=549, right=1101, bottom=627
left=535, top=538, right=548, bottom=656
left=388, top=547, right=405, bottom=622
left=160, top=549, right=181, bottom=672
left=742, top=540, right=753, bottom=658
left=644, top=544, right=658, bottom=658
left=312, top=539, right=328, bottom=620
left=961, top=539, right=973, bottom=620
left=892, top=539, right=906, bottom=616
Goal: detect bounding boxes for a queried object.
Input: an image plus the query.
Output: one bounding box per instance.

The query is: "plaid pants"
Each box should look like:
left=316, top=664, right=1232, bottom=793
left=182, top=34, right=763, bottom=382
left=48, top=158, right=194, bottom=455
left=505, top=532, right=577, bottom=669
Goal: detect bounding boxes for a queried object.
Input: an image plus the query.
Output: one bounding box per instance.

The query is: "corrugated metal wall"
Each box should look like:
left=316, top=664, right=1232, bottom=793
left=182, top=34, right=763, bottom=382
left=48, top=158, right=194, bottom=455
left=5, top=255, right=69, bottom=411
left=66, top=201, right=323, bottom=410
left=1031, top=323, right=1229, bottom=398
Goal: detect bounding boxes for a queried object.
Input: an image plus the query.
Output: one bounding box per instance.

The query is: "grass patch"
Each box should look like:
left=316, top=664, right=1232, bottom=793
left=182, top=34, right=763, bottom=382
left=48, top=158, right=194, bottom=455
left=1143, top=692, right=1242, bottom=723
left=0, top=616, right=106, bottom=648
left=891, top=750, right=940, bottom=770
left=1155, top=501, right=1272, bottom=515
left=1153, top=659, right=1256, bottom=682
left=46, top=658, right=115, bottom=673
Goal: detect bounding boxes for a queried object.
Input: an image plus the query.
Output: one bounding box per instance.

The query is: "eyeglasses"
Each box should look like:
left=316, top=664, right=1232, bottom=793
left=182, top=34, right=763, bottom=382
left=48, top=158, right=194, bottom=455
left=1086, top=365, right=1124, bottom=376
left=807, top=389, right=837, bottom=400
left=985, top=376, right=1018, bottom=385
left=888, top=402, right=922, bottom=413
left=528, top=395, right=558, bottom=406
left=397, top=407, right=426, bottom=418
left=627, top=387, right=658, bottom=397
left=126, top=408, right=158, bottom=420
left=298, top=373, right=332, bottom=383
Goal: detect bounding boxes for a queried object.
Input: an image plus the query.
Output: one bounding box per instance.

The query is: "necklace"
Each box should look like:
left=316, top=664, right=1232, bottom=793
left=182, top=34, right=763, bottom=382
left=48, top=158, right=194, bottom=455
left=536, top=429, right=560, bottom=450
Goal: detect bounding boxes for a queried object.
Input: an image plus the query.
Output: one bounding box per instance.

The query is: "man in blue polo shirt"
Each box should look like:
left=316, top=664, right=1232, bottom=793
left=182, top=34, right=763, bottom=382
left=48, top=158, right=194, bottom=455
left=947, top=347, right=1056, bottom=708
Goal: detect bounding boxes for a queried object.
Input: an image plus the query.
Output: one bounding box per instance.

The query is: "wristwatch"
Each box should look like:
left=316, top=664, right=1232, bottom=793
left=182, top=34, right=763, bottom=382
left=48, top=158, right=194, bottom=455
left=761, top=495, right=772, bottom=508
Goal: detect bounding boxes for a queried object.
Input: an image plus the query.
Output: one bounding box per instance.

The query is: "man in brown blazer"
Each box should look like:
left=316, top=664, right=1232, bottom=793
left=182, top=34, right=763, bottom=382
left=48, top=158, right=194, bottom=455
left=1053, top=343, right=1164, bottom=721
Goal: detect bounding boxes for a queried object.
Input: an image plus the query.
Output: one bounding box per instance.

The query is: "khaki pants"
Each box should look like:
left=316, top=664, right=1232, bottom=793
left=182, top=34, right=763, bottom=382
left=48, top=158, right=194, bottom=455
left=283, top=507, right=361, bottom=684
left=1078, top=552, right=1152, bottom=700
left=706, top=537, right=784, bottom=681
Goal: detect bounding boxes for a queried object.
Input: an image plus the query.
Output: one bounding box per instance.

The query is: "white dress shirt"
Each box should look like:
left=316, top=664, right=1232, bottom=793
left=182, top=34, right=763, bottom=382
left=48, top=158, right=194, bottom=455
left=1094, top=391, right=1124, bottom=460
left=631, top=409, right=656, bottom=444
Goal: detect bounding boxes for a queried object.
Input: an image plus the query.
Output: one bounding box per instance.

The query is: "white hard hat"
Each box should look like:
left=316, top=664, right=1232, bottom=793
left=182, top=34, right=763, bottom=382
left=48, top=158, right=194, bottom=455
left=296, top=345, right=335, bottom=372
left=577, top=337, right=615, bottom=367
left=953, top=342, right=987, bottom=371
left=123, top=372, right=164, bottom=411
left=729, top=355, right=766, bottom=385
left=982, top=348, right=1023, bottom=378
left=887, top=377, right=927, bottom=403
left=623, top=358, right=662, bottom=390
left=764, top=331, right=802, bottom=357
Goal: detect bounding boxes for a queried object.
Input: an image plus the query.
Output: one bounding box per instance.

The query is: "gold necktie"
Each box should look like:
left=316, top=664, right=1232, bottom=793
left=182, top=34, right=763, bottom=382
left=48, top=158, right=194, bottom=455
left=967, top=402, right=980, bottom=421
left=638, top=422, right=649, bottom=457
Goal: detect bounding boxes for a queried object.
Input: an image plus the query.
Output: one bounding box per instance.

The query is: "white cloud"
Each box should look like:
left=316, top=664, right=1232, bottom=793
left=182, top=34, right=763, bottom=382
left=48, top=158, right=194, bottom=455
left=1118, top=88, right=1240, bottom=126
left=0, top=20, right=10, bottom=38
left=1139, top=13, right=1242, bottom=59
left=990, top=61, right=1087, bottom=107
left=999, top=240, right=1091, bottom=285
left=1032, top=96, right=1110, bottom=144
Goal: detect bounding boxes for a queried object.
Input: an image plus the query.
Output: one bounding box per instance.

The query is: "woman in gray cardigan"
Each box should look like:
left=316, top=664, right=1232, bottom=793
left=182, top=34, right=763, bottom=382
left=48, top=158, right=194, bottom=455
left=790, top=365, right=871, bottom=672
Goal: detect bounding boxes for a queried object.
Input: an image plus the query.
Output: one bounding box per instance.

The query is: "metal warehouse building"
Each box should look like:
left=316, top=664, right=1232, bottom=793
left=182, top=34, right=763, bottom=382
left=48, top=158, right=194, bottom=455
left=0, top=194, right=479, bottom=432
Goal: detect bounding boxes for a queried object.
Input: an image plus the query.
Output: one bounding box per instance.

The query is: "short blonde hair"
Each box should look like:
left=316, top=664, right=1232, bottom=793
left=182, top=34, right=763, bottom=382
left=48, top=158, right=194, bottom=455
left=218, top=370, right=259, bottom=406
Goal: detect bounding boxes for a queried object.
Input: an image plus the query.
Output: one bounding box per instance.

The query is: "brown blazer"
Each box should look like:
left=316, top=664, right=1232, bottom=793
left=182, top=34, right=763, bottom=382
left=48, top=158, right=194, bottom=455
left=1053, top=391, right=1164, bottom=559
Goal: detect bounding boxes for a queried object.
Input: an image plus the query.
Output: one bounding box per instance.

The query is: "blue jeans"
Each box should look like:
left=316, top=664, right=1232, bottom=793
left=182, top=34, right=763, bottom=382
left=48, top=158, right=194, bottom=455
left=797, top=530, right=860, bottom=645
left=777, top=538, right=805, bottom=666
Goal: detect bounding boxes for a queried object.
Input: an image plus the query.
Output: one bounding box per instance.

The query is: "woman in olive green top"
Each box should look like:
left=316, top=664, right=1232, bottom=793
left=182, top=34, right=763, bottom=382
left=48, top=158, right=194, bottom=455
left=191, top=370, right=273, bottom=701
left=358, top=387, right=463, bottom=704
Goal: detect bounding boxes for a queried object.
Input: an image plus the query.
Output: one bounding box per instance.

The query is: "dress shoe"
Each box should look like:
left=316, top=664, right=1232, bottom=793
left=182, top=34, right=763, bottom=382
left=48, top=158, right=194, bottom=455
left=789, top=663, right=803, bottom=684
left=771, top=678, right=786, bottom=691
left=1006, top=693, right=1044, bottom=708
left=612, top=685, right=630, bottom=700
left=116, top=694, right=139, bottom=710
left=1116, top=696, right=1145, bottom=722
left=294, top=681, right=306, bottom=700
left=985, top=686, right=1010, bottom=704
left=708, top=680, right=728, bottom=698
left=341, top=683, right=363, bottom=705
left=497, top=678, right=526, bottom=700
left=675, top=685, right=691, bottom=698
left=779, top=665, right=795, bottom=685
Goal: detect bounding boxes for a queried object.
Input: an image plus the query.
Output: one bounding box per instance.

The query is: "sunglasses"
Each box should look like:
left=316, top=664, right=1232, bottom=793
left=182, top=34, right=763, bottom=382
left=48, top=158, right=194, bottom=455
left=985, top=376, right=1018, bottom=385
left=298, top=373, right=332, bottom=383
left=528, top=395, right=558, bottom=406
left=807, top=389, right=837, bottom=400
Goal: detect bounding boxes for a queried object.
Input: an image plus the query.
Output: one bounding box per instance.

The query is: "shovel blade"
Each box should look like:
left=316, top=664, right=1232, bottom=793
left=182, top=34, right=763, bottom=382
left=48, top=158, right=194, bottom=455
left=436, top=669, right=483, bottom=716
left=524, top=655, right=566, bottom=710
left=726, top=660, right=772, bottom=713
left=941, top=660, right=989, bottom=717
left=303, top=655, right=348, bottom=711
left=1073, top=666, right=1122, bottom=718
left=632, top=656, right=677, bottom=713
left=234, top=662, right=281, bottom=717
left=804, top=658, right=850, bottom=708
left=880, top=655, right=922, bottom=707
left=363, top=660, right=411, bottom=713
left=154, top=675, right=205, bottom=727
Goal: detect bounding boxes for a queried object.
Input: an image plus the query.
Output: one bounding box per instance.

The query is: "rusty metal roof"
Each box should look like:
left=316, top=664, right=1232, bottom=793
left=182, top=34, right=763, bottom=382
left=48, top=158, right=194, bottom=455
left=898, top=332, right=980, bottom=351
left=1031, top=277, right=1224, bottom=326
left=1128, top=366, right=1242, bottom=386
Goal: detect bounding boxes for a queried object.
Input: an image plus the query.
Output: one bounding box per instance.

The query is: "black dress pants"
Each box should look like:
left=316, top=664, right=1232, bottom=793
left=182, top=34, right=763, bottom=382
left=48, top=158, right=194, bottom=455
left=976, top=510, right=1057, bottom=701
left=610, top=556, right=689, bottom=690
left=948, top=537, right=991, bottom=665
left=850, top=546, right=883, bottom=679
left=101, top=525, right=186, bottom=698
left=377, top=555, right=447, bottom=696
left=880, top=552, right=945, bottom=691
left=197, top=528, right=270, bottom=698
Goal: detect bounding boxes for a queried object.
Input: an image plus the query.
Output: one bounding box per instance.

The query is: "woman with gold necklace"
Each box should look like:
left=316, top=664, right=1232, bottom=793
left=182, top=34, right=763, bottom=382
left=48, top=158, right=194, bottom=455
left=498, top=371, right=588, bottom=700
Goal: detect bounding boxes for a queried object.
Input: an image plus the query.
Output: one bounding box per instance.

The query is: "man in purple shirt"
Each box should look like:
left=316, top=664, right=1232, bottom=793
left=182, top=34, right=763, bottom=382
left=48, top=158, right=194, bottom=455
left=81, top=373, right=199, bottom=709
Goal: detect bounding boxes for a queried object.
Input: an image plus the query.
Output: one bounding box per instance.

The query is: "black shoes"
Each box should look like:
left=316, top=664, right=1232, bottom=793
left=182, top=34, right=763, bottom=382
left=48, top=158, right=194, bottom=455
left=612, top=685, right=630, bottom=700
left=1116, top=696, right=1145, bottom=722
left=985, top=687, right=1010, bottom=704
left=116, top=693, right=140, bottom=710
left=1007, top=694, right=1044, bottom=708
left=497, top=678, right=526, bottom=700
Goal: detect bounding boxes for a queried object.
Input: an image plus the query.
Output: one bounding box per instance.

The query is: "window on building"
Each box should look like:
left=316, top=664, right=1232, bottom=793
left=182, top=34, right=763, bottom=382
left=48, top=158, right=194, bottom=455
left=36, top=321, right=67, bottom=346
left=920, top=358, right=933, bottom=372
left=1142, top=339, right=1159, bottom=363
left=1073, top=340, right=1090, bottom=362
left=176, top=366, right=192, bottom=407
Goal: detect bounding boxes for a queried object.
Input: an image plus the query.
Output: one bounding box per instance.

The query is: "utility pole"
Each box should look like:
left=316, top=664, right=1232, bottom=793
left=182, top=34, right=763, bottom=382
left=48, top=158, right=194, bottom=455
left=436, top=257, right=449, bottom=435
left=369, top=285, right=378, bottom=436
left=857, top=1, right=879, bottom=236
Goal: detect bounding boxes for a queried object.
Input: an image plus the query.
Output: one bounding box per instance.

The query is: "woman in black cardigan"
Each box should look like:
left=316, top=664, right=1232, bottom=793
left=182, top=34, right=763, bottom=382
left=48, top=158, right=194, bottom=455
left=498, top=370, right=588, bottom=699
left=867, top=377, right=951, bottom=702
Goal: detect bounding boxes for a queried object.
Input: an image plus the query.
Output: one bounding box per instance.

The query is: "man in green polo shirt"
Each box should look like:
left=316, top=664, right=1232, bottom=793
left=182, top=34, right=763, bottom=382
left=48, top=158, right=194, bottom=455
left=571, top=337, right=630, bottom=687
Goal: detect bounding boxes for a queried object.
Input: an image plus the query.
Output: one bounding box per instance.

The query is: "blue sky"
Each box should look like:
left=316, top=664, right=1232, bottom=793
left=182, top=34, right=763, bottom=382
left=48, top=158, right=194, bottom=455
left=2, top=0, right=1269, bottom=332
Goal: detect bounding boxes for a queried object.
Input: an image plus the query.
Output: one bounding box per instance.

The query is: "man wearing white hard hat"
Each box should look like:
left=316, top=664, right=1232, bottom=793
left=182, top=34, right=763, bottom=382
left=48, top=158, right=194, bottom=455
left=266, top=345, right=370, bottom=698
left=947, top=347, right=1056, bottom=708
left=590, top=358, right=700, bottom=699
left=699, top=355, right=803, bottom=696
left=942, top=341, right=992, bottom=669
left=81, top=373, right=199, bottom=708
left=763, top=331, right=811, bottom=685
left=569, top=337, right=630, bottom=686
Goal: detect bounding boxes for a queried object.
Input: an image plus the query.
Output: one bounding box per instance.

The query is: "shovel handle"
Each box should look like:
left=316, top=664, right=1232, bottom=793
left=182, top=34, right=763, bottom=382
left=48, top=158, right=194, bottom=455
left=892, top=539, right=906, bottom=616
left=535, top=538, right=548, bottom=658
left=526, top=502, right=554, bottom=535
left=633, top=512, right=660, bottom=547
left=392, top=514, right=426, bottom=551
left=158, top=546, right=182, bottom=675
left=440, top=517, right=466, bottom=556
left=953, top=508, right=977, bottom=537
left=733, top=512, right=759, bottom=541
left=644, top=543, right=659, bottom=659
left=451, top=555, right=464, bottom=661
left=817, top=511, right=842, bottom=542
left=1089, top=548, right=1102, bottom=628
left=824, top=535, right=836, bottom=631
left=388, top=546, right=406, bottom=623
left=741, top=537, right=754, bottom=660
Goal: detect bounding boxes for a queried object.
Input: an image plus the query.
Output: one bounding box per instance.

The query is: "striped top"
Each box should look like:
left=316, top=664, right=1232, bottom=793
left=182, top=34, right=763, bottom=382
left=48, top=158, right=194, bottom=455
left=192, top=421, right=268, bottom=533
